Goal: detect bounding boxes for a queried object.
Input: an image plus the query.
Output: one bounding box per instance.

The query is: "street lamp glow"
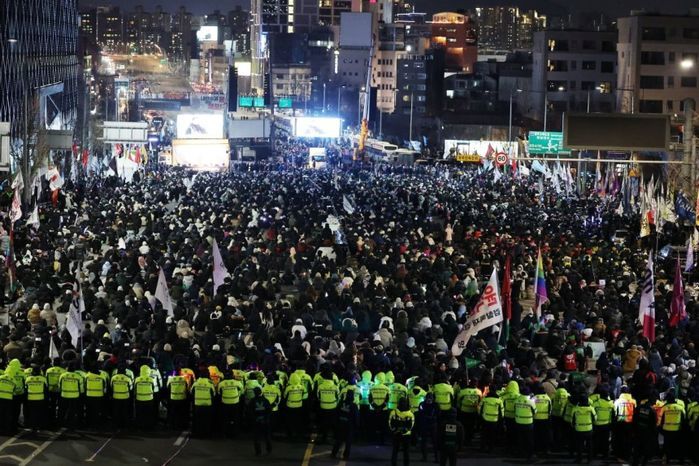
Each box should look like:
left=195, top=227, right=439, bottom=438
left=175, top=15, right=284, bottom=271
left=557, top=86, right=565, bottom=91
left=681, top=58, right=695, bottom=69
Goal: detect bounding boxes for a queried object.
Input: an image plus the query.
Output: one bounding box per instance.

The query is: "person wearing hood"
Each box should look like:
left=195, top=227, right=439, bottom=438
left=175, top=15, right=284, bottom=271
left=0, top=363, right=18, bottom=434
left=134, top=364, right=157, bottom=430
left=500, top=380, right=521, bottom=436
left=283, top=372, right=305, bottom=440
left=369, top=372, right=390, bottom=444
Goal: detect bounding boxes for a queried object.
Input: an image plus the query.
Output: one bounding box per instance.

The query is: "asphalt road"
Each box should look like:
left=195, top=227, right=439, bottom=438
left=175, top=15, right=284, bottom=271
left=0, top=427, right=644, bottom=466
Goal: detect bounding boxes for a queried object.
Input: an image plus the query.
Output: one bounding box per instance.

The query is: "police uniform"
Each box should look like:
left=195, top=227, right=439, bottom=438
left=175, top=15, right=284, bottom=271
left=660, top=399, right=685, bottom=462
left=111, top=369, right=133, bottom=428
left=613, top=391, right=636, bottom=458
left=85, top=370, right=108, bottom=427
left=551, top=387, right=569, bottom=447
left=58, top=369, right=84, bottom=428
left=591, top=395, right=614, bottom=457
left=333, top=387, right=359, bottom=459
left=191, top=376, right=215, bottom=437
left=0, top=371, right=16, bottom=434
left=134, top=365, right=157, bottom=429
left=514, top=394, right=536, bottom=460
left=283, top=374, right=306, bottom=439
left=24, top=371, right=47, bottom=431
left=389, top=400, right=414, bottom=466
left=456, top=385, right=481, bottom=445
left=317, top=376, right=340, bottom=443
left=167, top=374, right=189, bottom=429
left=369, top=377, right=390, bottom=444
left=571, top=402, right=596, bottom=463
left=479, top=393, right=503, bottom=452
left=533, top=392, right=552, bottom=454
left=218, top=377, right=244, bottom=436
left=45, top=364, right=65, bottom=425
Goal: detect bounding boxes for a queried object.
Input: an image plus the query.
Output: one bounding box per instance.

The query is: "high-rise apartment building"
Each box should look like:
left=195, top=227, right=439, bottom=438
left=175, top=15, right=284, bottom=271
left=171, top=7, right=193, bottom=60
left=475, top=7, right=546, bottom=51
left=430, top=12, right=478, bottom=73
left=229, top=6, right=251, bottom=55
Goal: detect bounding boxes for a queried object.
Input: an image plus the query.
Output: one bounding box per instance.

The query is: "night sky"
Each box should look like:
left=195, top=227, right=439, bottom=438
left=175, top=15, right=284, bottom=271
left=89, top=0, right=696, bottom=16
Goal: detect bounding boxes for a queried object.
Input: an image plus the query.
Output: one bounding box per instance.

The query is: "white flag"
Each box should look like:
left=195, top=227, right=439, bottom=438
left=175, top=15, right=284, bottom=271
left=49, top=335, right=59, bottom=360
left=27, top=203, right=39, bottom=227
left=10, top=190, right=22, bottom=224
left=11, top=171, right=24, bottom=192
left=66, top=299, right=83, bottom=347
left=686, top=235, right=695, bottom=273
left=342, top=195, right=355, bottom=215
left=638, top=251, right=655, bottom=323
left=451, top=269, right=503, bottom=356
left=155, top=268, right=174, bottom=318
left=212, top=238, right=229, bottom=296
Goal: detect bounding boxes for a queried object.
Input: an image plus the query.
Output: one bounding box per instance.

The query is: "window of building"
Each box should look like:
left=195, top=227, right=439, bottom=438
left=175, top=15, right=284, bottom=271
left=276, top=74, right=284, bottom=79
left=669, top=52, right=676, bottom=63
left=416, top=73, right=426, bottom=80
left=276, top=84, right=283, bottom=89
left=547, top=60, right=568, bottom=72
left=640, top=51, right=665, bottom=65
left=581, top=81, right=595, bottom=90
left=639, top=99, right=663, bottom=113
left=683, top=28, right=699, bottom=40
left=582, top=40, right=596, bottom=50
left=601, top=61, right=614, bottom=73
left=571, top=61, right=577, bottom=71
left=417, top=95, right=426, bottom=102
left=582, top=61, right=596, bottom=70
left=668, top=76, right=674, bottom=88
left=416, top=84, right=426, bottom=91
left=642, top=27, right=666, bottom=41
left=547, top=39, right=568, bottom=51
left=598, top=81, right=612, bottom=93
left=601, top=41, right=615, bottom=52
left=681, top=76, right=698, bottom=88
left=640, top=75, right=664, bottom=89
left=547, top=80, right=567, bottom=91
left=569, top=81, right=577, bottom=90
left=667, top=100, right=674, bottom=111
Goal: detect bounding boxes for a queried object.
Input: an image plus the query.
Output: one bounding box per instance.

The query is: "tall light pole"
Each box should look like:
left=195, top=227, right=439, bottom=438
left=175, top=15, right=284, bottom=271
left=508, top=88, right=523, bottom=142
left=322, top=83, right=326, bottom=113
left=409, top=92, right=414, bottom=142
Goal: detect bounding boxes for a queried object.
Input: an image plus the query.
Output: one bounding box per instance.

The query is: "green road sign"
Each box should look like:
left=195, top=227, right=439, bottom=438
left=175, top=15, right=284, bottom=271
left=239, top=96, right=253, bottom=107
left=278, top=98, right=292, bottom=108
left=528, top=131, right=570, bottom=155
left=253, top=97, right=265, bottom=107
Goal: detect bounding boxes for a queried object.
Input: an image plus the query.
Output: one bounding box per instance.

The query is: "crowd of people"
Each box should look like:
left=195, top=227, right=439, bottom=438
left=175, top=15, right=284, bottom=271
left=0, top=156, right=698, bottom=465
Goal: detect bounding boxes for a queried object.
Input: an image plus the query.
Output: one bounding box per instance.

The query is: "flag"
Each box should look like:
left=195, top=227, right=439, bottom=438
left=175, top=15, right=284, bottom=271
left=212, top=238, right=229, bottom=295
left=27, top=203, right=39, bottom=227
left=6, top=228, right=16, bottom=295
left=82, top=148, right=89, bottom=169
left=342, top=195, right=355, bottom=215
left=534, top=248, right=548, bottom=318
left=48, top=335, right=59, bottom=360
left=11, top=171, right=24, bottom=192
left=109, top=155, right=118, bottom=176
left=10, top=190, right=22, bottom=224
left=66, top=283, right=84, bottom=348
left=155, top=268, right=174, bottom=318
left=501, top=254, right=512, bottom=344
left=493, top=166, right=502, bottom=183
left=638, top=251, right=656, bottom=342
left=484, top=143, right=495, bottom=159
left=640, top=195, right=651, bottom=238
left=451, top=269, right=503, bottom=356
left=670, top=256, right=687, bottom=328
left=688, top=231, right=696, bottom=273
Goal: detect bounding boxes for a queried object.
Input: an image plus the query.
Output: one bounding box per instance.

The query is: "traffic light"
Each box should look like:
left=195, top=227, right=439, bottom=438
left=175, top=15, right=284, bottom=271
left=228, top=66, right=238, bottom=112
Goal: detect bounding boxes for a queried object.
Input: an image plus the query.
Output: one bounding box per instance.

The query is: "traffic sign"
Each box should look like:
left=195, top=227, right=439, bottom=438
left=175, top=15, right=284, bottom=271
left=495, top=152, right=508, bottom=166
left=528, top=131, right=570, bottom=155
left=278, top=98, right=292, bottom=109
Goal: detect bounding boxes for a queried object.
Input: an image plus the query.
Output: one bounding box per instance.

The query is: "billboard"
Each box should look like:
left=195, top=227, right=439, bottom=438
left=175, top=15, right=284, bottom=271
left=564, top=113, right=670, bottom=151
left=176, top=114, right=224, bottom=139
left=196, top=26, right=219, bottom=42
left=444, top=140, right=518, bottom=159
left=172, top=139, right=229, bottom=171
left=340, top=12, right=373, bottom=48
left=294, top=117, right=342, bottom=138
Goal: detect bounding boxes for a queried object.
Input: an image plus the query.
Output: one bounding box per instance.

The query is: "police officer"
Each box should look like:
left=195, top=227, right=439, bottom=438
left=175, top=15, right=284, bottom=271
left=514, top=386, right=536, bottom=460
left=249, top=386, right=272, bottom=456
left=0, top=368, right=16, bottom=434
left=389, top=398, right=414, bottom=466
left=262, top=373, right=282, bottom=435
left=333, top=379, right=359, bottom=460
left=45, top=361, right=65, bottom=426
left=6, top=359, right=26, bottom=427
left=659, top=393, right=685, bottom=463
left=418, top=392, right=439, bottom=463
left=357, top=370, right=374, bottom=436
left=456, top=378, right=481, bottom=445
left=551, top=383, right=569, bottom=448
left=191, top=372, right=215, bottom=438
left=134, top=365, right=157, bottom=430
left=218, top=373, right=243, bottom=436
left=316, top=368, right=339, bottom=443
left=591, top=387, right=614, bottom=458
left=501, top=381, right=520, bottom=436
left=571, top=397, right=596, bottom=463
left=632, top=393, right=658, bottom=466
left=283, top=373, right=305, bottom=440
left=369, top=372, right=390, bottom=444
left=479, top=388, right=504, bottom=453
left=58, top=363, right=84, bottom=429
left=166, top=371, right=189, bottom=430
left=84, top=364, right=108, bottom=428
left=111, top=366, right=133, bottom=429
left=433, top=375, right=455, bottom=413
left=613, top=386, right=636, bottom=459
left=533, top=384, right=552, bottom=455
left=437, top=409, right=464, bottom=466
left=24, top=366, right=47, bottom=432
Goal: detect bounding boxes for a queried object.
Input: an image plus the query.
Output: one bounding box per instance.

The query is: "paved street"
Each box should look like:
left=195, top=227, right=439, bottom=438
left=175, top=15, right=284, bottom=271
left=0, top=428, right=649, bottom=466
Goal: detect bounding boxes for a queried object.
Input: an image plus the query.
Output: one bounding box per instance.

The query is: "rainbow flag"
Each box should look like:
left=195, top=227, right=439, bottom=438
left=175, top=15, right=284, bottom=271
left=534, top=249, right=548, bottom=318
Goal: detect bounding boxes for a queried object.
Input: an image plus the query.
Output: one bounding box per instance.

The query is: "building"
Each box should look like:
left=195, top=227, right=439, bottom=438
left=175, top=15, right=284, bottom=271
left=96, top=6, right=124, bottom=49
left=229, top=6, right=251, bottom=55
left=251, top=0, right=296, bottom=90
left=430, top=12, right=478, bottom=73
left=1, top=0, right=80, bottom=148
left=617, top=11, right=699, bottom=114
left=80, top=9, right=97, bottom=43
left=318, top=0, right=353, bottom=27
left=171, top=7, right=194, bottom=60
left=475, top=7, right=546, bottom=52
left=395, top=49, right=445, bottom=118
left=531, top=30, right=617, bottom=130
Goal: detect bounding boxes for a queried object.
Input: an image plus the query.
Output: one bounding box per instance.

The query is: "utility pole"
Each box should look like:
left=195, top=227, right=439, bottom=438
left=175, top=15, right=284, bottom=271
left=409, top=92, right=414, bottom=142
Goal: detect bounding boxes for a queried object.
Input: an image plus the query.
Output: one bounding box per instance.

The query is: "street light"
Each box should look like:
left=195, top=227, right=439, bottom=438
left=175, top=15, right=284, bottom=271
left=508, top=88, right=523, bottom=142
left=681, top=58, right=695, bottom=70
